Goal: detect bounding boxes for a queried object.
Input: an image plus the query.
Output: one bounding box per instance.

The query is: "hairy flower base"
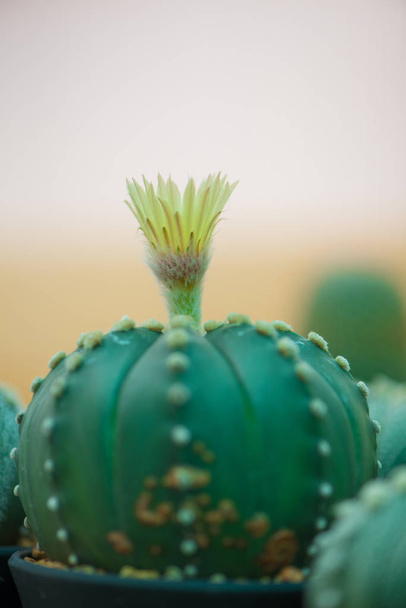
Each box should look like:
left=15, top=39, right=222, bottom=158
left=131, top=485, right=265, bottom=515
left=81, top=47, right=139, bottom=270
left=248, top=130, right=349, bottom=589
left=149, top=248, right=210, bottom=290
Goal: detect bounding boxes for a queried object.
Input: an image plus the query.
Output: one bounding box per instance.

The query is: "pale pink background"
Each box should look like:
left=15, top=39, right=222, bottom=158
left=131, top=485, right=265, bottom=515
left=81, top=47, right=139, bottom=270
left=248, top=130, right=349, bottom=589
left=1, top=0, right=405, bottom=252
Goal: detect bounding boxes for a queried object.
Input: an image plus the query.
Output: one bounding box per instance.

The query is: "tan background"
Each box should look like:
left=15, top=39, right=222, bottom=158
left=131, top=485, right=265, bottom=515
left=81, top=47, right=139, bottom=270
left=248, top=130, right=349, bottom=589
left=2, top=237, right=405, bottom=405
left=1, top=0, right=406, bottom=404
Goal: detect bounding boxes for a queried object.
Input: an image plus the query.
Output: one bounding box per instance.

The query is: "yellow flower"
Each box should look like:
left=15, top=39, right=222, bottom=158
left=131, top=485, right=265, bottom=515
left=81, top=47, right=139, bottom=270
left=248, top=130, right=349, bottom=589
left=124, top=172, right=238, bottom=329
left=125, top=173, right=237, bottom=257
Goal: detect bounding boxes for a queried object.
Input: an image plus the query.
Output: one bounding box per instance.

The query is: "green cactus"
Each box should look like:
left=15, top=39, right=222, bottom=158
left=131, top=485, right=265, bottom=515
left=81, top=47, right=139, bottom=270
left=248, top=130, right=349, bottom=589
left=304, top=271, right=406, bottom=382
left=15, top=175, right=378, bottom=580
left=306, top=467, right=406, bottom=608
left=0, top=384, right=25, bottom=545
left=368, top=376, right=406, bottom=477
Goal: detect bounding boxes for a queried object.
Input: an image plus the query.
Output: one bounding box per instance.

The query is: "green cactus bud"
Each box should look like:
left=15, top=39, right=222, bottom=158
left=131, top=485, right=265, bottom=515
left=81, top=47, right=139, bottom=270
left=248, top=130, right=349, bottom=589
left=16, top=175, right=378, bottom=580
left=306, top=467, right=406, bottom=608
left=368, top=376, right=406, bottom=477
left=304, top=271, right=406, bottom=382
left=0, top=383, right=25, bottom=544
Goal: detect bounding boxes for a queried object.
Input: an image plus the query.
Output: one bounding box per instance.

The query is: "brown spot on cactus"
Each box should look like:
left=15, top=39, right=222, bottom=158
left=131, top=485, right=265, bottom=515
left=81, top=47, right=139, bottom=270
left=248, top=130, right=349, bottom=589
left=259, top=529, right=299, bottom=573
left=208, top=525, right=221, bottom=536
left=218, top=499, right=239, bottom=522
left=106, top=531, right=134, bottom=555
left=162, top=465, right=211, bottom=490
left=143, top=475, right=158, bottom=490
left=192, top=440, right=206, bottom=454
left=201, top=450, right=216, bottom=464
left=156, top=502, right=173, bottom=518
left=196, top=493, right=212, bottom=507
left=244, top=513, right=271, bottom=538
left=274, top=566, right=305, bottom=583
left=134, top=492, right=173, bottom=527
left=149, top=544, right=163, bottom=556
left=234, top=537, right=248, bottom=550
left=195, top=533, right=210, bottom=548
left=205, top=510, right=223, bottom=525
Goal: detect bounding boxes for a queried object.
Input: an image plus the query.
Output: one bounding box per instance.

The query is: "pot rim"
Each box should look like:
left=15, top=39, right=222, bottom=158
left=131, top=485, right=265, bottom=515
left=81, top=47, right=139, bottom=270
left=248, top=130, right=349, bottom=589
left=8, top=550, right=304, bottom=596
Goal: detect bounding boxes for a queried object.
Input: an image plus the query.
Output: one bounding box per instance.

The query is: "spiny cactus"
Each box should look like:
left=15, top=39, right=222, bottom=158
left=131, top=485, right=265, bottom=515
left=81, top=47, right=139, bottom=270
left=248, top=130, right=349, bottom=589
left=306, top=467, right=406, bottom=608
left=368, top=376, right=406, bottom=477
left=304, top=271, right=406, bottom=382
left=15, top=174, right=378, bottom=580
left=0, top=384, right=25, bottom=545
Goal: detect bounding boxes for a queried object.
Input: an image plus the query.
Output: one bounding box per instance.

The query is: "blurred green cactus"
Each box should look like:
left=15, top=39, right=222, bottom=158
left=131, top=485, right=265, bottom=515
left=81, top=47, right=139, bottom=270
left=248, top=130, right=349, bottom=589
left=368, top=376, right=406, bottom=477
left=306, top=467, right=406, bottom=608
left=0, top=384, right=25, bottom=545
left=15, top=175, right=378, bottom=580
left=304, top=271, right=406, bottom=382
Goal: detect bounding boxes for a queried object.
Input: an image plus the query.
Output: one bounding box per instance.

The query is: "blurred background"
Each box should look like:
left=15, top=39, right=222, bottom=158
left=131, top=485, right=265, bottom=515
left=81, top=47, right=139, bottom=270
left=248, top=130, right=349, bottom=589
left=1, top=0, right=405, bottom=404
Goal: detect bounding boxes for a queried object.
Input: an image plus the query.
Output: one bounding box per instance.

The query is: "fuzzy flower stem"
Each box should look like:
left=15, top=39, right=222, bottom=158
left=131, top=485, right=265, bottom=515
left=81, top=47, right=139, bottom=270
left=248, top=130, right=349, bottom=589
left=165, top=283, right=203, bottom=330
left=125, top=173, right=237, bottom=331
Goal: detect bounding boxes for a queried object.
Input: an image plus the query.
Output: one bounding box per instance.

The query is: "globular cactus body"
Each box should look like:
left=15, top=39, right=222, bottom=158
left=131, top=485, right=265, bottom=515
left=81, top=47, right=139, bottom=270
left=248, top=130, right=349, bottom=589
left=306, top=468, right=406, bottom=608
left=16, top=318, right=377, bottom=578
left=16, top=174, right=378, bottom=580
left=305, top=271, right=406, bottom=381
left=0, top=385, right=25, bottom=545
left=368, top=376, right=406, bottom=477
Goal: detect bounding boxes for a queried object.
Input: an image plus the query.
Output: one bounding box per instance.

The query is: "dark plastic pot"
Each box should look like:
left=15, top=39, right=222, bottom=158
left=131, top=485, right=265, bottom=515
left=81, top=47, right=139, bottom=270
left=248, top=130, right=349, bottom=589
left=9, top=550, right=304, bottom=608
left=0, top=546, right=23, bottom=608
